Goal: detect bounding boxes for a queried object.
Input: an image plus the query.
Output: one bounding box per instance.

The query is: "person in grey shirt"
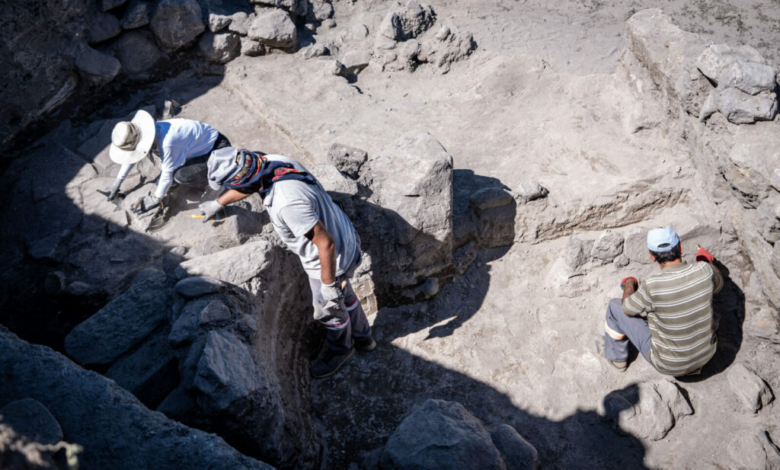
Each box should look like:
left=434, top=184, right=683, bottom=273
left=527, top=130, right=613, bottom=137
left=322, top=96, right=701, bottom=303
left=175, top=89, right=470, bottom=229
left=203, top=147, right=375, bottom=379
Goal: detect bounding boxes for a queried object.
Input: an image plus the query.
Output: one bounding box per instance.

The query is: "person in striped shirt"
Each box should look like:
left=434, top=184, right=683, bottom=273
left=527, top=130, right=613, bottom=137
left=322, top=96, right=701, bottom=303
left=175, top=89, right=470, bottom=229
left=603, top=226, right=723, bottom=376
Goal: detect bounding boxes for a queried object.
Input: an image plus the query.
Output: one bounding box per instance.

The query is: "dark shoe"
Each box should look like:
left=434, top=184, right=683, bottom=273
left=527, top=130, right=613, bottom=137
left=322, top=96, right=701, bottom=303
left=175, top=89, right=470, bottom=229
left=610, top=360, right=628, bottom=372
left=311, top=348, right=355, bottom=379
left=355, top=336, right=376, bottom=352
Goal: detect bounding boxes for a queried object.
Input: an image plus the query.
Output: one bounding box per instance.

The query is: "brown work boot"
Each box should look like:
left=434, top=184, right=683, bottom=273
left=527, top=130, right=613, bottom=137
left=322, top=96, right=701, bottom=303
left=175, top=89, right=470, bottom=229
left=311, top=348, right=355, bottom=379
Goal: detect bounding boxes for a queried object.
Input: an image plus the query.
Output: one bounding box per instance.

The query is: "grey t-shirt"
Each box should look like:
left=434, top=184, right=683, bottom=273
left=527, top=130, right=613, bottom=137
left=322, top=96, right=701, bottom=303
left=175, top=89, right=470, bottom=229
left=263, top=155, right=360, bottom=280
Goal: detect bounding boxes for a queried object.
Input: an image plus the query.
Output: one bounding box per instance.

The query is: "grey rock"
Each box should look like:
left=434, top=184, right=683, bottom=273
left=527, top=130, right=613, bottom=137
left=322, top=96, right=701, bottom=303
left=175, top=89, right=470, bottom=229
left=64, top=269, right=170, bottom=367
left=0, top=327, right=275, bottom=470
left=626, top=9, right=711, bottom=116
left=654, top=379, right=693, bottom=421
left=194, top=330, right=258, bottom=412
left=199, top=31, right=241, bottom=64
left=341, top=50, right=371, bottom=76
left=603, top=382, right=676, bottom=441
left=381, top=399, right=505, bottom=470
left=470, top=187, right=514, bottom=211
left=228, top=12, right=250, bottom=35
left=116, top=31, right=164, bottom=74
left=758, top=196, right=780, bottom=244
left=176, top=240, right=278, bottom=286
left=310, top=164, right=359, bottom=202
left=44, top=271, right=67, bottom=295
left=169, top=299, right=206, bottom=346
left=29, top=145, right=97, bottom=202
left=302, top=43, right=328, bottom=59
left=379, top=12, right=403, bottom=41
left=102, top=0, right=127, bottom=12
left=105, top=329, right=179, bottom=407
left=322, top=18, right=337, bottom=29
left=716, top=87, right=778, bottom=124
left=150, top=0, right=205, bottom=51
left=417, top=30, right=476, bottom=72
left=0, top=398, right=63, bottom=445
left=727, top=429, right=780, bottom=470
left=566, top=236, right=594, bottom=269
left=719, top=60, right=778, bottom=96
left=697, top=43, right=769, bottom=84
left=241, top=37, right=266, bottom=56
left=727, top=363, right=775, bottom=413
left=771, top=168, right=780, bottom=192
left=773, top=242, right=780, bottom=279
left=380, top=0, right=435, bottom=42
left=75, top=46, right=121, bottom=86
left=591, top=230, right=625, bottom=265
left=727, top=127, right=780, bottom=204
left=614, top=254, right=630, bottom=268
left=327, top=143, right=367, bottom=178
left=453, top=241, right=477, bottom=275
left=490, top=424, right=539, bottom=470
left=175, top=276, right=225, bottom=299
left=27, top=229, right=74, bottom=262
left=745, top=307, right=780, bottom=341
left=435, top=25, right=451, bottom=41
left=247, top=9, right=297, bottom=50
left=309, top=1, right=333, bottom=21
left=199, top=300, right=232, bottom=325
left=88, top=13, right=121, bottom=44
left=357, top=131, right=454, bottom=295
left=120, top=0, right=150, bottom=29
left=208, top=10, right=233, bottom=33
left=515, top=180, right=548, bottom=202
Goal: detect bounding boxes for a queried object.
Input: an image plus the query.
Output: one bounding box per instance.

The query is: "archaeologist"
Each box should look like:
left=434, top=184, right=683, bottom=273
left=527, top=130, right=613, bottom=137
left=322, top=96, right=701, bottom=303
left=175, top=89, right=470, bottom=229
left=202, top=147, right=376, bottom=379
left=603, top=226, right=723, bottom=376
left=104, top=109, right=231, bottom=213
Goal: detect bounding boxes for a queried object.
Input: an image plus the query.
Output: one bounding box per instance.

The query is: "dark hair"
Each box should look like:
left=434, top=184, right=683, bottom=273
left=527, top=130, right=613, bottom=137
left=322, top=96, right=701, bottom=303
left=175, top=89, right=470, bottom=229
left=650, top=243, right=682, bottom=264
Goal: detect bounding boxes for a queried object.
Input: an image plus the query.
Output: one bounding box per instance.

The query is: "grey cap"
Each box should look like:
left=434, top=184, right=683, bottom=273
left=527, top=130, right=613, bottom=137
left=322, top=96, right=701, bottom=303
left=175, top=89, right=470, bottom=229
left=207, top=147, right=241, bottom=191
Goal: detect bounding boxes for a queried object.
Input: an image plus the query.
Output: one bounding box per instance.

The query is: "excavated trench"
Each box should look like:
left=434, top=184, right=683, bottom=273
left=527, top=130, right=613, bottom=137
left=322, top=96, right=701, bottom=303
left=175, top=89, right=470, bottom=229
left=2, top=1, right=780, bottom=469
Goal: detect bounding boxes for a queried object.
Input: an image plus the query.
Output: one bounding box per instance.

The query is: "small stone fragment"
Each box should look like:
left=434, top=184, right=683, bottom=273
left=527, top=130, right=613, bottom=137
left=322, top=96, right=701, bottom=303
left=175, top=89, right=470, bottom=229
left=199, top=300, right=232, bottom=325
left=326, top=60, right=346, bottom=76
left=435, top=25, right=451, bottom=41
left=340, top=50, right=371, bottom=76
left=240, top=37, right=265, bottom=56
left=208, top=10, right=233, bottom=33
left=120, top=0, right=150, bottom=29
left=228, top=12, right=249, bottom=35
left=116, top=30, right=164, bottom=74
left=309, top=1, right=333, bottom=21
left=102, top=0, right=127, bottom=12
left=149, top=0, right=206, bottom=51
left=591, top=230, right=625, bottom=265
left=327, top=143, right=367, bottom=178
left=469, top=187, right=514, bottom=211
left=727, top=363, right=775, bottom=413
left=566, top=236, right=594, bottom=269
left=515, top=180, right=549, bottom=202
left=303, top=44, right=328, bottom=59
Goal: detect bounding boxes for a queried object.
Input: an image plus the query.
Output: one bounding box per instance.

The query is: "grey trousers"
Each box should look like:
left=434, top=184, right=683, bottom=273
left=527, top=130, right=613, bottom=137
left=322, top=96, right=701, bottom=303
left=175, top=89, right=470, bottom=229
left=173, top=133, right=232, bottom=186
left=309, top=276, right=372, bottom=352
left=604, top=298, right=653, bottom=363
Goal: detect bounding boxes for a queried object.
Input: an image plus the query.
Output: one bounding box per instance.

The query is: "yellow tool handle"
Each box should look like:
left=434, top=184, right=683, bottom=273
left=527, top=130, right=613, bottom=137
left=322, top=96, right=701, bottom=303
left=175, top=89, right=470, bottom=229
left=190, top=214, right=221, bottom=221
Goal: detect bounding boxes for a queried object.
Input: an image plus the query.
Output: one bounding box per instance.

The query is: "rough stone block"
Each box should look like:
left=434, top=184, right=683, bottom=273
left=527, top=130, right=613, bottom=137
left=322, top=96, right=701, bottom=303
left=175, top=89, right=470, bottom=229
left=727, top=363, right=774, bottom=413
left=0, top=398, right=63, bottom=445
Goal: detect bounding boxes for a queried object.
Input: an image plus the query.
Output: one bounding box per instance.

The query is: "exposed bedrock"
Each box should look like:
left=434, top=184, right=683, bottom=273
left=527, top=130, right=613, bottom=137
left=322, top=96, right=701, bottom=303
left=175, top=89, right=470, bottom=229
left=0, top=326, right=275, bottom=470
left=619, top=8, right=780, bottom=310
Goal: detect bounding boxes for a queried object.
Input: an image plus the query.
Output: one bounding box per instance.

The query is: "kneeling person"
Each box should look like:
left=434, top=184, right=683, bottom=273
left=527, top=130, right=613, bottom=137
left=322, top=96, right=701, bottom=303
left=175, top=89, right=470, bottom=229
left=203, top=148, right=375, bottom=379
left=105, top=109, right=231, bottom=213
left=603, top=226, right=723, bottom=376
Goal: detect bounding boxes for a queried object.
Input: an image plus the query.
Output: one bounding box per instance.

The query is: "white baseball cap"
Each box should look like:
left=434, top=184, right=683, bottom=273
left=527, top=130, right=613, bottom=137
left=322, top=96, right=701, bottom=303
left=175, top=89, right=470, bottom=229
left=109, top=109, right=156, bottom=165
left=647, top=227, right=680, bottom=252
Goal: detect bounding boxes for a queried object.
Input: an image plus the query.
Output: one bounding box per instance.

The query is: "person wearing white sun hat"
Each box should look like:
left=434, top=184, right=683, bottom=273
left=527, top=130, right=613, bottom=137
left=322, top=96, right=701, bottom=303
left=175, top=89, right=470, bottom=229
left=104, top=109, right=231, bottom=214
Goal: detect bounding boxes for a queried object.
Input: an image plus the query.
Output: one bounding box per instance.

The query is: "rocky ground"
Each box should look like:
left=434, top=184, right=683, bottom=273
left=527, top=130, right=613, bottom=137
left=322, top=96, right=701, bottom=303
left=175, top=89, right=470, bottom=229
left=1, top=0, right=780, bottom=469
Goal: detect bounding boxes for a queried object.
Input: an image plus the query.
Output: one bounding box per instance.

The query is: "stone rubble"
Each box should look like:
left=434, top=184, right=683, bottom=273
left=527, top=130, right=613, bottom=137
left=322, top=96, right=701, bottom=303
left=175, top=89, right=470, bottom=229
left=727, top=363, right=775, bottom=413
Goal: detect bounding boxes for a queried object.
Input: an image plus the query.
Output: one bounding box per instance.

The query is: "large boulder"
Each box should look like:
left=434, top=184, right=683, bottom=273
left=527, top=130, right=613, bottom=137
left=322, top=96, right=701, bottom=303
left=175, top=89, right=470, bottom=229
left=327, top=143, right=367, bottom=179
left=625, top=9, right=711, bottom=116
left=175, top=240, right=280, bottom=286
left=150, top=0, right=205, bottom=51
left=120, top=0, right=150, bottom=29
left=193, top=330, right=258, bottom=412
left=727, top=363, right=775, bottom=413
left=88, top=13, right=121, bottom=44
left=251, top=0, right=309, bottom=17
left=116, top=30, right=165, bottom=75
left=75, top=46, right=121, bottom=86
left=247, top=10, right=297, bottom=49
left=355, top=131, right=454, bottom=301
left=0, top=327, right=275, bottom=470
left=727, top=429, right=780, bottom=470
left=490, top=424, right=539, bottom=470
left=64, top=269, right=171, bottom=367
left=380, top=399, right=507, bottom=470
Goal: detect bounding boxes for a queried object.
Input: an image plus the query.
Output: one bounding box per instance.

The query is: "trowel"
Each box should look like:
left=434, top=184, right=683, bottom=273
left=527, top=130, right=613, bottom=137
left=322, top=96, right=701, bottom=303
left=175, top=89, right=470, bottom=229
left=95, top=189, right=124, bottom=212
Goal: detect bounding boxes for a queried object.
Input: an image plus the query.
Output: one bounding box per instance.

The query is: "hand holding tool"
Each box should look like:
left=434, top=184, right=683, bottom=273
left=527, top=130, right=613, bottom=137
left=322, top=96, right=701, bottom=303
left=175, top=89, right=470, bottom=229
left=696, top=245, right=714, bottom=263
left=198, top=200, right=224, bottom=223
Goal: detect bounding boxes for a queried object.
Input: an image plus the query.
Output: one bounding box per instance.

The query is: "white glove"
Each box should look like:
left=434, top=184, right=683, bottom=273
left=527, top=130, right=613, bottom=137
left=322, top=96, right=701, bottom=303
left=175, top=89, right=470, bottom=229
left=321, top=282, right=343, bottom=302
left=199, top=200, right=224, bottom=223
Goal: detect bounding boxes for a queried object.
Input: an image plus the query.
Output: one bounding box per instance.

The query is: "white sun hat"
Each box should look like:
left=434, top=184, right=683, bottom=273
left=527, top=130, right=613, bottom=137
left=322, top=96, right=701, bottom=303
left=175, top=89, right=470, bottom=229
left=109, top=109, right=156, bottom=165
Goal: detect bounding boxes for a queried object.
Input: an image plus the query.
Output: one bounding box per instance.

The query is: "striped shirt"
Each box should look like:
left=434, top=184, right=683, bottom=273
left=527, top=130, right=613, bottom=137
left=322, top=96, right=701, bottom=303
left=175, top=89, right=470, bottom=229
left=623, top=261, right=723, bottom=376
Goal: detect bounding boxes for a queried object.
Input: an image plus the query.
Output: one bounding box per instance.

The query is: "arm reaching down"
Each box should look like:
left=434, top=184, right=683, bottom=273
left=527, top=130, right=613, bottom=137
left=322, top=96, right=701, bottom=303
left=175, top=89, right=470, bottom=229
left=306, top=220, right=336, bottom=286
